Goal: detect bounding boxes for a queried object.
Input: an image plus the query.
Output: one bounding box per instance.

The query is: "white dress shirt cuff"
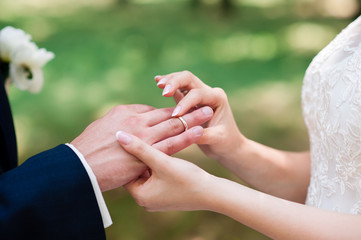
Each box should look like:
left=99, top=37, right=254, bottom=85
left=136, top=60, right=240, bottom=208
left=65, top=143, right=113, bottom=228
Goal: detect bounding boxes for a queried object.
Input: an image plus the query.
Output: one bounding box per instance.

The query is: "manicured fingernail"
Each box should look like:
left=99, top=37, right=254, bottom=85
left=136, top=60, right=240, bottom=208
left=202, top=107, right=213, bottom=117
left=154, top=75, right=161, bottom=81
left=157, top=78, right=167, bottom=86
left=172, top=106, right=182, bottom=117
left=192, top=126, right=203, bottom=137
left=162, top=84, right=172, bottom=96
left=116, top=131, right=132, bottom=145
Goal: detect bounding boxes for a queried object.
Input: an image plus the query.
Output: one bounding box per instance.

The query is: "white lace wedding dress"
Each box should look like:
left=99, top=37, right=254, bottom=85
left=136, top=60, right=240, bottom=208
left=302, top=16, right=361, bottom=214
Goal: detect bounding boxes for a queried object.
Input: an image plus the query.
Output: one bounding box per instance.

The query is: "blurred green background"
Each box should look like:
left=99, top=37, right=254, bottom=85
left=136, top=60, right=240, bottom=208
left=0, top=0, right=358, bottom=239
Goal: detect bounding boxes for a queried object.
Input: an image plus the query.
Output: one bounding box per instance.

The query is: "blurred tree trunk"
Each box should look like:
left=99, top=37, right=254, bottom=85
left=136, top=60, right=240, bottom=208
left=190, top=0, right=235, bottom=14
left=190, top=0, right=201, bottom=8
left=221, top=0, right=233, bottom=13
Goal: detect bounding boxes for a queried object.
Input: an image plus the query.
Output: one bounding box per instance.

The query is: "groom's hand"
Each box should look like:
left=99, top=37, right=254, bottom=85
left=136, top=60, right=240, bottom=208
left=71, top=104, right=213, bottom=192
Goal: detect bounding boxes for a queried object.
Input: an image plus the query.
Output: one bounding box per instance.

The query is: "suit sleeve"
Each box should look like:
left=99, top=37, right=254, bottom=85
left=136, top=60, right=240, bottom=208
left=0, top=144, right=106, bottom=240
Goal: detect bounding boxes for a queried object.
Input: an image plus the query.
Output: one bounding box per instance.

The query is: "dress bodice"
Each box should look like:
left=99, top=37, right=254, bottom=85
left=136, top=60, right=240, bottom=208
left=302, top=16, right=361, bottom=214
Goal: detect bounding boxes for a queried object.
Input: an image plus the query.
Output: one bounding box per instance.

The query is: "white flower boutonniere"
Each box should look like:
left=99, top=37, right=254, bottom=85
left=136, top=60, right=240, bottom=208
left=0, top=26, right=55, bottom=93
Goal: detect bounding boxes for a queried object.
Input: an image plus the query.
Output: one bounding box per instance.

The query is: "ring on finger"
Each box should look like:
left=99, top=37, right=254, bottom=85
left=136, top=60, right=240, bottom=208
left=176, top=116, right=189, bottom=131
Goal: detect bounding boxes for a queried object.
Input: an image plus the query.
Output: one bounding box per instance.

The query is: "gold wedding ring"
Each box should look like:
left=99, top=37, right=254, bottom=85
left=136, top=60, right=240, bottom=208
left=177, top=116, right=189, bottom=131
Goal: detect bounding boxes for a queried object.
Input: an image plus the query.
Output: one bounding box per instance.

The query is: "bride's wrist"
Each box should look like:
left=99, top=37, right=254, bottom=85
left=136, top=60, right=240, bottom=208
left=217, top=133, right=250, bottom=164
left=198, top=174, right=224, bottom=211
left=200, top=175, right=243, bottom=214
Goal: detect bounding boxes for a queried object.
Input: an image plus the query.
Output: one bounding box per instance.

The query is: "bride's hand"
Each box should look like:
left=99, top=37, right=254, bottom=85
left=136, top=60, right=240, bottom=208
left=155, top=71, right=246, bottom=163
left=117, top=129, right=213, bottom=212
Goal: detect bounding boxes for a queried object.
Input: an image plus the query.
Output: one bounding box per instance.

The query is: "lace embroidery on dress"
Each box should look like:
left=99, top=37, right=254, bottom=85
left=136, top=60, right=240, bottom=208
left=302, top=16, right=361, bottom=214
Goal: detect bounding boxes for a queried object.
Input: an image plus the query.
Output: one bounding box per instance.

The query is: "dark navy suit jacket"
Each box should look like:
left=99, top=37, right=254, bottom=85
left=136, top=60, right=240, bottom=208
left=0, top=73, right=106, bottom=239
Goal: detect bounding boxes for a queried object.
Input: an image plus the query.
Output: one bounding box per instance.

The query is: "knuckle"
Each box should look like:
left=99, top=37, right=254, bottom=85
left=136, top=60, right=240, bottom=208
left=165, top=139, right=176, bottom=155
left=134, top=104, right=154, bottom=112
left=134, top=141, right=147, bottom=156
left=213, top=87, right=227, bottom=99
left=168, top=118, right=181, bottom=132
left=183, top=132, right=195, bottom=145
left=182, top=70, right=195, bottom=79
left=113, top=105, right=125, bottom=112
left=182, top=70, right=202, bottom=83
left=182, top=70, right=192, bottom=75
left=137, top=131, right=152, bottom=143
left=125, top=115, right=141, bottom=127
left=108, top=105, right=125, bottom=117
left=187, top=89, right=202, bottom=101
left=213, top=87, right=225, bottom=95
left=136, top=132, right=147, bottom=141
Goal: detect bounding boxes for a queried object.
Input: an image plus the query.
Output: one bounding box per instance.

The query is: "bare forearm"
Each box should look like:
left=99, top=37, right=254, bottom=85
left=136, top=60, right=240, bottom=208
left=219, top=138, right=310, bottom=203
left=119, top=129, right=360, bottom=239
left=204, top=176, right=361, bottom=240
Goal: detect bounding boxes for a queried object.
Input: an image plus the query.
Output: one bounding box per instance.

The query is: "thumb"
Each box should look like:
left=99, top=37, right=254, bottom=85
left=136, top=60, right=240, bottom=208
left=124, top=175, right=148, bottom=194
left=116, top=131, right=167, bottom=170
left=196, top=126, right=223, bottom=145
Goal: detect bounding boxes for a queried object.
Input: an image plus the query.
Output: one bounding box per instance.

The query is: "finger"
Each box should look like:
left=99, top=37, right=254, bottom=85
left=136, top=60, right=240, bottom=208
left=154, top=72, right=181, bottom=86
left=171, top=87, right=225, bottom=117
left=155, top=74, right=167, bottom=86
left=149, top=106, right=213, bottom=143
left=123, top=168, right=151, bottom=199
left=129, top=104, right=156, bottom=114
left=143, top=107, right=174, bottom=126
left=155, top=74, right=170, bottom=84
left=153, top=126, right=204, bottom=155
left=142, top=169, right=151, bottom=178
left=116, top=131, right=169, bottom=170
left=196, top=126, right=223, bottom=145
left=124, top=175, right=148, bottom=195
left=173, top=89, right=184, bottom=104
left=156, top=71, right=206, bottom=97
left=154, top=75, right=163, bottom=82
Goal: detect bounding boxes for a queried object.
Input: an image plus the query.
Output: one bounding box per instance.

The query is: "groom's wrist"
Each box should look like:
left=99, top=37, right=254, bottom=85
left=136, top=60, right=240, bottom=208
left=65, top=143, right=113, bottom=228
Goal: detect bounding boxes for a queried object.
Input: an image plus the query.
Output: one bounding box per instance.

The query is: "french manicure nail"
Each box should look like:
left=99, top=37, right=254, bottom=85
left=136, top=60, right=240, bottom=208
left=162, top=84, right=172, bottom=96
left=172, top=106, right=182, bottom=117
left=116, top=131, right=132, bottom=145
left=154, top=75, right=161, bottom=80
left=157, top=78, right=167, bottom=86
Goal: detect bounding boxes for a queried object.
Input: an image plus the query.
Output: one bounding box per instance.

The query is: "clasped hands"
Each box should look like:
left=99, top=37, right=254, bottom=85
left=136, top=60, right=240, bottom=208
left=72, top=70, right=245, bottom=212
left=71, top=103, right=213, bottom=192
